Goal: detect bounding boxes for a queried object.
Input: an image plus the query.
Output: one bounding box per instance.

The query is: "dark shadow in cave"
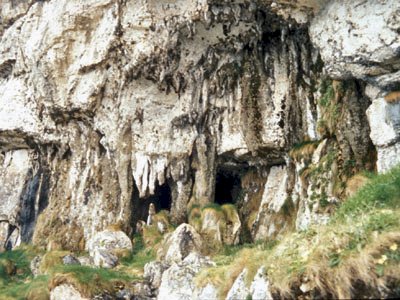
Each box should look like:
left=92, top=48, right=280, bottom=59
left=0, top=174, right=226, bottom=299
left=131, top=181, right=172, bottom=230
left=214, top=168, right=242, bottom=205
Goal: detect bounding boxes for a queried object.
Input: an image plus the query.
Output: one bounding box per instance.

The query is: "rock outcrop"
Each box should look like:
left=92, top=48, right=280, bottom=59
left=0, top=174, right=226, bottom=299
left=157, top=223, right=203, bottom=265
left=157, top=252, right=215, bottom=300
left=87, top=229, right=132, bottom=268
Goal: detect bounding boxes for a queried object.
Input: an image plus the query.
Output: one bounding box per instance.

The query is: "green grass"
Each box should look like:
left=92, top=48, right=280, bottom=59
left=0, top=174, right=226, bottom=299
left=202, top=203, right=224, bottom=212
left=334, top=165, right=400, bottom=221
left=319, top=79, right=334, bottom=107
left=120, top=234, right=156, bottom=269
left=53, top=264, right=135, bottom=282
left=0, top=275, right=49, bottom=300
left=0, top=245, right=49, bottom=300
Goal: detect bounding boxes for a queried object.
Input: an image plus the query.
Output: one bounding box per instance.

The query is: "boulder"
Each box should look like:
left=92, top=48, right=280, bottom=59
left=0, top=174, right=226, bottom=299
left=30, top=255, right=43, bottom=277
left=87, top=230, right=132, bottom=268
left=77, top=256, right=94, bottom=267
left=50, top=284, right=88, bottom=300
left=226, top=269, right=250, bottom=300
left=63, top=254, right=81, bottom=265
left=250, top=267, right=273, bottom=300
left=194, top=283, right=218, bottom=300
left=157, top=223, right=203, bottom=265
left=193, top=204, right=241, bottom=249
left=92, top=249, right=118, bottom=269
left=157, top=253, right=215, bottom=300
left=144, top=261, right=169, bottom=288
left=132, top=281, right=154, bottom=299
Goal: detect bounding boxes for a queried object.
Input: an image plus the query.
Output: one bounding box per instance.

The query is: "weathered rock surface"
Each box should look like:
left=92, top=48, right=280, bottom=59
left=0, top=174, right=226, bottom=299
left=250, top=266, right=273, bottom=300
left=157, top=252, right=215, bottom=300
left=194, top=283, right=219, bottom=300
left=311, top=0, right=400, bottom=175
left=226, top=269, right=250, bottom=300
left=30, top=255, right=43, bottom=277
left=157, top=223, right=203, bottom=265
left=50, top=284, right=88, bottom=300
left=0, top=0, right=330, bottom=248
left=62, top=254, right=81, bottom=266
left=87, top=229, right=132, bottom=268
left=144, top=261, right=169, bottom=289
left=310, top=0, right=400, bottom=85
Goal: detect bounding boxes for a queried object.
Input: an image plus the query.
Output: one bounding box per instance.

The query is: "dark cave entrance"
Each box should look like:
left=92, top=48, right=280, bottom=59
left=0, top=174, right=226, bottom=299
left=131, top=181, right=172, bottom=230
left=147, top=182, right=172, bottom=212
left=214, top=168, right=242, bottom=205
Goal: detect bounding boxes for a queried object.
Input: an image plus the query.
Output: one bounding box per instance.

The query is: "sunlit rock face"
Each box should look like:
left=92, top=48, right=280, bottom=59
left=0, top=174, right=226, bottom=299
left=0, top=0, right=395, bottom=251
left=310, top=0, right=400, bottom=174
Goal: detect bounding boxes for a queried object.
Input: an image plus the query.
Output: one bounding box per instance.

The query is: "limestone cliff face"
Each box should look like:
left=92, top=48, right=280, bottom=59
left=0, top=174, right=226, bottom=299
left=0, top=0, right=398, bottom=252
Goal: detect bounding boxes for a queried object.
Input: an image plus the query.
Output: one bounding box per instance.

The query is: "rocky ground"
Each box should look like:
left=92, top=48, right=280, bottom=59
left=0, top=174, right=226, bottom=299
left=0, top=0, right=399, bottom=299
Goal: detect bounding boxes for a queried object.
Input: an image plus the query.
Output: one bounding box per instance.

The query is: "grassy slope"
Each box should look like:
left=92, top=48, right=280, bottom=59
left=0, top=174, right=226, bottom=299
left=0, top=234, right=155, bottom=299
left=196, top=165, right=400, bottom=299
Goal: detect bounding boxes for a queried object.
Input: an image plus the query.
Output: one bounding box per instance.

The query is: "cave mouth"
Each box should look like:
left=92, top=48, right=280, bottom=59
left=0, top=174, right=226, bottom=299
left=214, top=168, right=242, bottom=205
left=150, top=182, right=172, bottom=211
left=131, top=181, right=172, bottom=228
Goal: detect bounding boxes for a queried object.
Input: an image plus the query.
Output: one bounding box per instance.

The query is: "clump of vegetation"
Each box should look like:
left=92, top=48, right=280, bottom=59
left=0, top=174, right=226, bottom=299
left=0, top=234, right=157, bottom=299
left=289, top=140, right=320, bottom=162
left=0, top=245, right=49, bottom=299
left=49, top=264, right=139, bottom=298
left=120, top=234, right=156, bottom=271
left=142, top=210, right=172, bottom=250
left=195, top=165, right=400, bottom=299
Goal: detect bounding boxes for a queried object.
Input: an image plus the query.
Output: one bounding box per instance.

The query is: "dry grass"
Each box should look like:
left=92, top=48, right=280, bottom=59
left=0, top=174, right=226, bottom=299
left=142, top=210, right=173, bottom=250
left=196, top=212, right=400, bottom=299
left=384, top=91, right=400, bottom=103
left=289, top=140, right=320, bottom=162
left=345, top=173, right=370, bottom=197
left=39, top=251, right=70, bottom=275
left=48, top=264, right=137, bottom=298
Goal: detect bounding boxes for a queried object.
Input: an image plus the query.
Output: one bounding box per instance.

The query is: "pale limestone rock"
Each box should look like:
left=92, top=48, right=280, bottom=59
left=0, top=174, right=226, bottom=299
left=250, top=266, right=273, bottom=300
left=50, top=284, right=88, bottom=300
left=310, top=0, right=400, bottom=84
left=200, top=209, right=223, bottom=245
left=144, top=261, right=169, bottom=289
left=252, top=165, right=289, bottom=240
left=62, top=254, right=81, bottom=265
left=194, top=283, right=218, bottom=300
left=158, top=223, right=203, bottom=265
left=376, top=144, right=400, bottom=174
left=0, top=0, right=392, bottom=252
left=157, top=252, right=215, bottom=300
left=92, top=249, right=118, bottom=269
left=199, top=205, right=241, bottom=246
left=30, top=255, right=42, bottom=277
left=77, top=256, right=94, bottom=267
left=87, top=230, right=132, bottom=267
left=366, top=93, right=400, bottom=173
left=0, top=0, right=322, bottom=248
left=226, top=268, right=250, bottom=300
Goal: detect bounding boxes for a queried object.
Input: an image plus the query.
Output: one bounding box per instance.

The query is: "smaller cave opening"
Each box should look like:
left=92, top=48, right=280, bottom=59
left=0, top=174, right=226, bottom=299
left=131, top=181, right=172, bottom=229
left=214, top=169, right=242, bottom=205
